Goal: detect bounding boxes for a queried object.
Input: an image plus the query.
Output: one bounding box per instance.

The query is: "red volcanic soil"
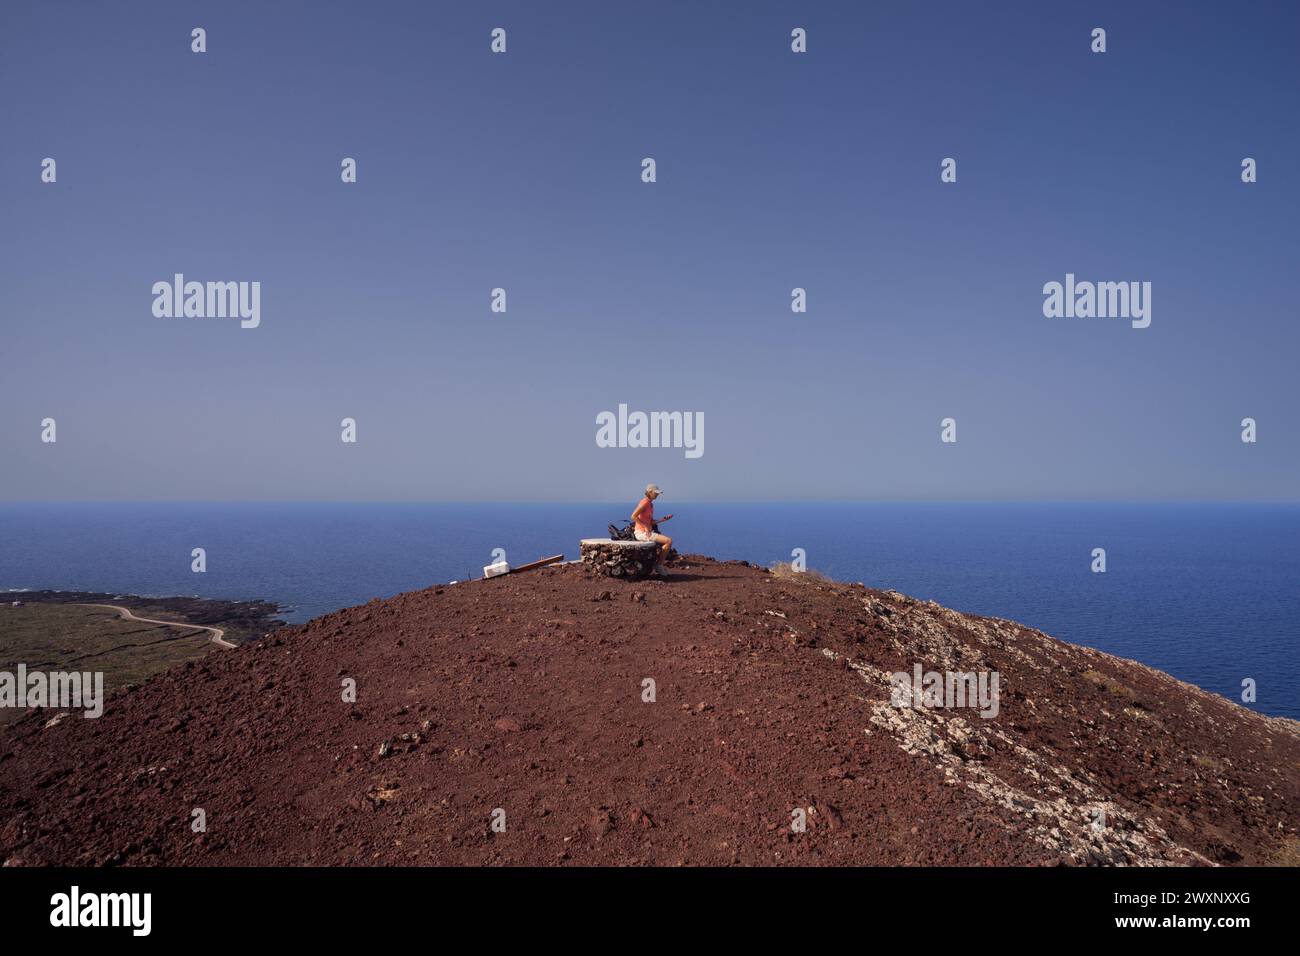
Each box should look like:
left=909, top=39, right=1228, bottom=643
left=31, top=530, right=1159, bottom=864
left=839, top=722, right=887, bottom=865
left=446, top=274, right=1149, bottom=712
left=2, top=556, right=1297, bottom=866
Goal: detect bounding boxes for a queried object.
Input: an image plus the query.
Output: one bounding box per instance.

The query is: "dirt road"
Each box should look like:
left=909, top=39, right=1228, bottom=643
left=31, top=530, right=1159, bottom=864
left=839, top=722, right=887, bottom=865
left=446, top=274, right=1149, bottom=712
left=76, top=603, right=236, bottom=650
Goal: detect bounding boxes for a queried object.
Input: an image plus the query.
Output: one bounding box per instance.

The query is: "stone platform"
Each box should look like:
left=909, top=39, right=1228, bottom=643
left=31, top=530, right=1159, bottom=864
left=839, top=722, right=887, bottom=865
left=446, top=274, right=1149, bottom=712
left=579, top=538, right=659, bottom=580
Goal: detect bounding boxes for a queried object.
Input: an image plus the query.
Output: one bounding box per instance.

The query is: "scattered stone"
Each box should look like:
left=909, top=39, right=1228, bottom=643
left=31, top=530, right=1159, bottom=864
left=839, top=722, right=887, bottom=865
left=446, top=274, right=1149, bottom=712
left=590, top=808, right=615, bottom=838
left=820, top=803, right=844, bottom=829
left=628, top=807, right=655, bottom=829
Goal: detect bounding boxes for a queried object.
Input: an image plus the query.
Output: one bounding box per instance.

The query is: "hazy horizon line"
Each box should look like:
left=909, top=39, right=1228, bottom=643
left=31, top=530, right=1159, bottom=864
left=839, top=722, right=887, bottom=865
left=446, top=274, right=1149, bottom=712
left=3, top=499, right=1298, bottom=507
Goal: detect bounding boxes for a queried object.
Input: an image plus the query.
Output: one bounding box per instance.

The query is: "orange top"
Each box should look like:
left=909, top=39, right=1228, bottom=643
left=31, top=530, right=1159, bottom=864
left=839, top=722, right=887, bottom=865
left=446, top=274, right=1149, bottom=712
left=633, top=496, right=654, bottom=533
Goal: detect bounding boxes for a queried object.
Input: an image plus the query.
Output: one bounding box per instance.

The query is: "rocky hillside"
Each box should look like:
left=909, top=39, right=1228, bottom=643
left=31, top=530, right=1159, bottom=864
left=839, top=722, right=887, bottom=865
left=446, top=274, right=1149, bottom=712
left=2, top=556, right=1296, bottom=866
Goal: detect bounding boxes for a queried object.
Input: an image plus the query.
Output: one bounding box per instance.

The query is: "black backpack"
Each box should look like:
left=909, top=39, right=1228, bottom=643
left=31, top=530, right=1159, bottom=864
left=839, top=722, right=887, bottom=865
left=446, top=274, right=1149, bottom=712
left=608, top=520, right=659, bottom=540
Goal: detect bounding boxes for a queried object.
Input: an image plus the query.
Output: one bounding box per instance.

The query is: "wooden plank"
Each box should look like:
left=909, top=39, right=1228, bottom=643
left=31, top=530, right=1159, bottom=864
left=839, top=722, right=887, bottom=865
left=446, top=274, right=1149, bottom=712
left=507, top=554, right=565, bottom=575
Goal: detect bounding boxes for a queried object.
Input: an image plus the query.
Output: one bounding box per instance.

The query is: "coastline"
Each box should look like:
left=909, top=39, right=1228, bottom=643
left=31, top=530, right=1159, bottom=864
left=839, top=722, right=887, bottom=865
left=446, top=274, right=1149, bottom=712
left=5, top=590, right=286, bottom=646
left=4, top=501, right=1297, bottom=720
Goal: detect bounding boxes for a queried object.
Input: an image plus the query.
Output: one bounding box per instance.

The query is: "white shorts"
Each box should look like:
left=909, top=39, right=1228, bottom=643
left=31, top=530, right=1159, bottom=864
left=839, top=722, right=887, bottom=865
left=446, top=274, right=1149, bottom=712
left=634, top=529, right=657, bottom=542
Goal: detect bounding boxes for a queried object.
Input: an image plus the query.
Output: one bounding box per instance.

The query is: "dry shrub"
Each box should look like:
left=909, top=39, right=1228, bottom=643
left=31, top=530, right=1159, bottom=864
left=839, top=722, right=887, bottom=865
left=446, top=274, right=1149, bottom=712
left=769, top=561, right=831, bottom=583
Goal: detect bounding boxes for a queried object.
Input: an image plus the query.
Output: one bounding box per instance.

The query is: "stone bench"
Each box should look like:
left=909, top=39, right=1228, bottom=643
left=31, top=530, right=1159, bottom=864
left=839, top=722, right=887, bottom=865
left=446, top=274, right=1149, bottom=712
left=579, top=538, right=659, bottom=580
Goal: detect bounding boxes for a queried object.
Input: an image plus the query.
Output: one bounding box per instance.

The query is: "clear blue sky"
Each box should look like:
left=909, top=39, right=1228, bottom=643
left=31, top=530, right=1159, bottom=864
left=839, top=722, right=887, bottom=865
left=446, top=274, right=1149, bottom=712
left=2, top=0, right=1296, bottom=501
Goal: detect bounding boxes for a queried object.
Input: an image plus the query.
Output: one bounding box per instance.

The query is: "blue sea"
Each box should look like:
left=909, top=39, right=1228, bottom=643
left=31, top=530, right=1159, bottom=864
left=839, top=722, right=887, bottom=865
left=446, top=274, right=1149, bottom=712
left=1, top=502, right=1296, bottom=720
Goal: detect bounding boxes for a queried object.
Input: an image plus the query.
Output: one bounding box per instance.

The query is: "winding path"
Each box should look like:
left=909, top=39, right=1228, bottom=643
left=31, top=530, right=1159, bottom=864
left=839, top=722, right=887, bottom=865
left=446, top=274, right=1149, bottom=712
left=76, top=603, right=236, bottom=650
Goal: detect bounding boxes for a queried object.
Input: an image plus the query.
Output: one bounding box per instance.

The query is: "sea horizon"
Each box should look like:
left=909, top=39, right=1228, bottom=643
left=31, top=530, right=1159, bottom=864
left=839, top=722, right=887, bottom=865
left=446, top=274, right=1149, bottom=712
left=3, top=500, right=1296, bottom=720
